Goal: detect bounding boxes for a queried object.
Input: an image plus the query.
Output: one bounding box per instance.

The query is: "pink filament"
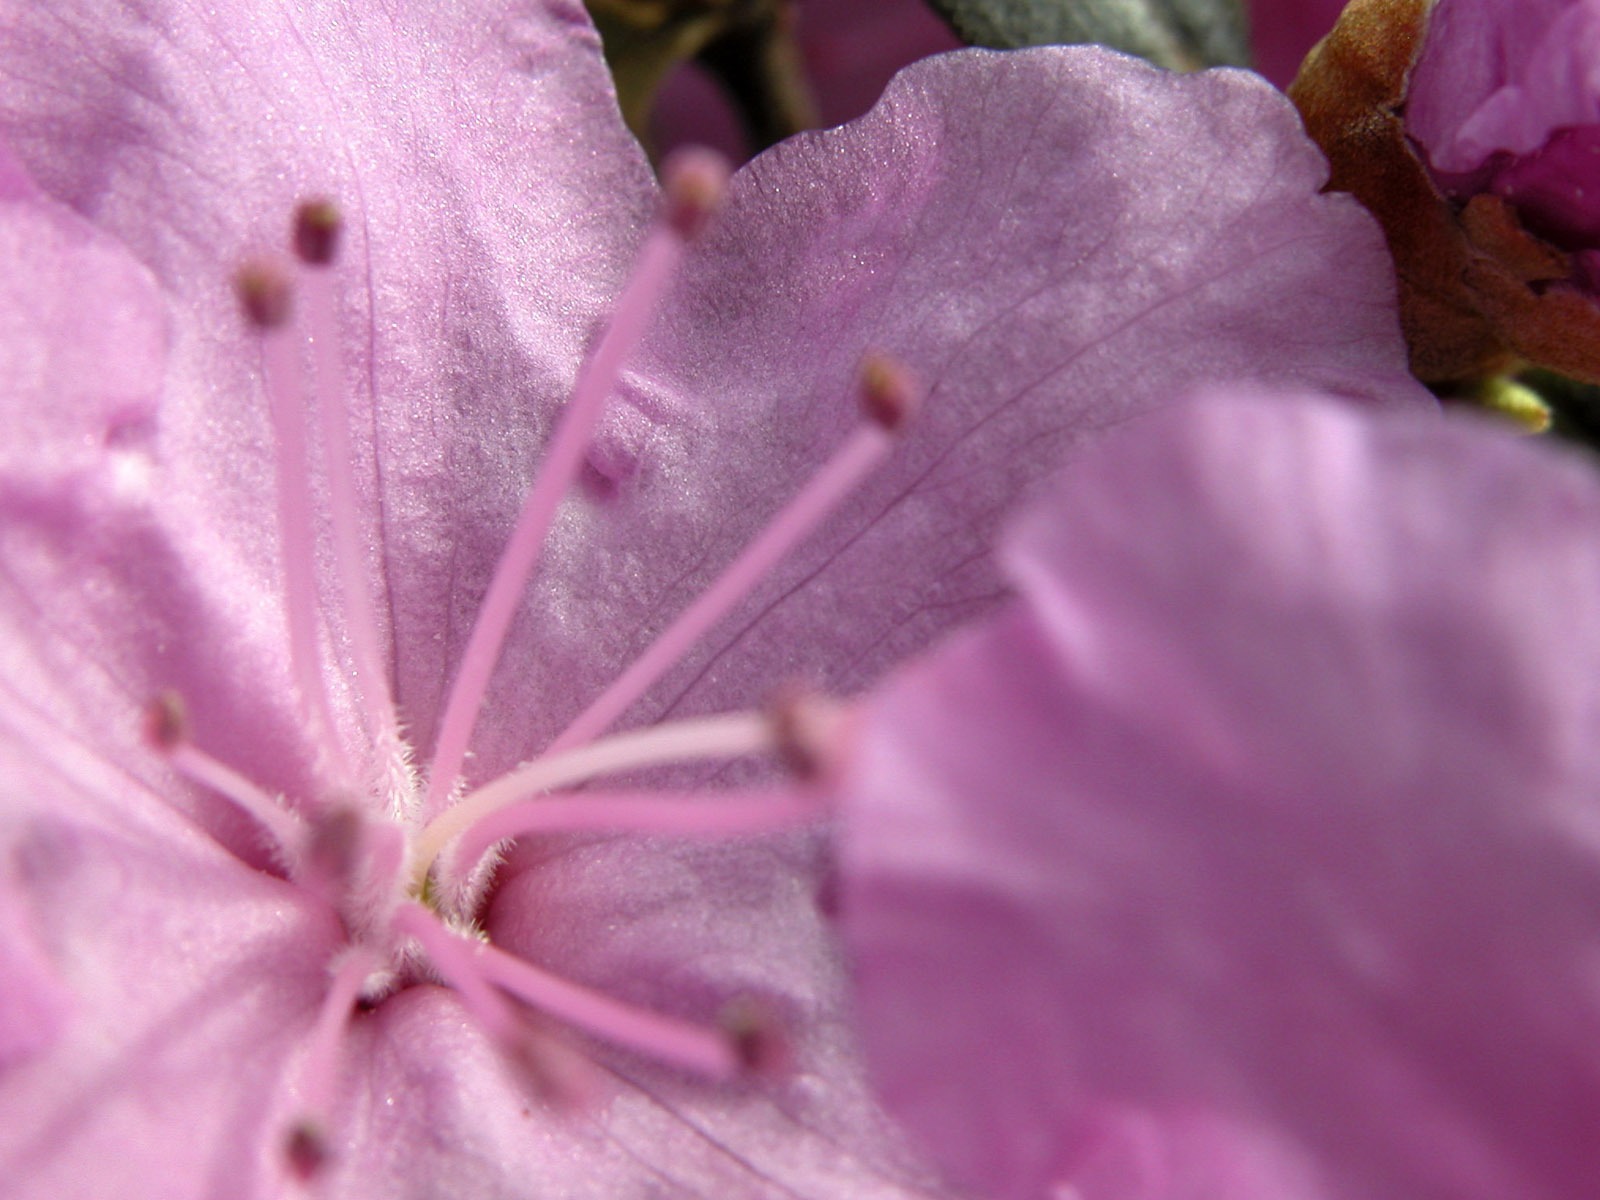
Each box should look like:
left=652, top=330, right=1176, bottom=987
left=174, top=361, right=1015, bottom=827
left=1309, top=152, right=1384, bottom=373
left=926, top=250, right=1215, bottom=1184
left=452, top=789, right=823, bottom=875
left=547, top=424, right=892, bottom=755
left=392, top=903, right=519, bottom=1041
left=300, top=263, right=395, bottom=742
left=423, top=222, right=687, bottom=815
left=288, top=948, right=376, bottom=1141
left=260, top=321, right=347, bottom=775
left=476, top=940, right=737, bottom=1079
left=413, top=711, right=773, bottom=877
left=166, top=742, right=305, bottom=853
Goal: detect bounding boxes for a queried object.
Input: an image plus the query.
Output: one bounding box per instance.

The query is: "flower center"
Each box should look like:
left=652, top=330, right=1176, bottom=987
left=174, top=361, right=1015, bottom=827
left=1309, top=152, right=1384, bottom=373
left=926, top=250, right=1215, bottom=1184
left=145, top=148, right=913, bottom=1185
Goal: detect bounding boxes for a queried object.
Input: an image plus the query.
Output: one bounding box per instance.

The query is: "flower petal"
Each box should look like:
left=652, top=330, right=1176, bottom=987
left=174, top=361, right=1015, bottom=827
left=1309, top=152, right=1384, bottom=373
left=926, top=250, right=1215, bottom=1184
left=494, top=46, right=1429, bottom=781
left=189, top=817, right=956, bottom=1200
left=0, top=0, right=656, bottom=779
left=0, top=735, right=342, bottom=1199
left=838, top=392, right=1600, bottom=1198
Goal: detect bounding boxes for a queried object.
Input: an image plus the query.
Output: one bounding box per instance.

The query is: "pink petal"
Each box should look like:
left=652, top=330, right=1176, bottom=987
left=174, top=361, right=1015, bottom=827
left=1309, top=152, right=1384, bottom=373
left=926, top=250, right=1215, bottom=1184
left=0, top=759, right=342, bottom=1198
left=0, top=0, right=657, bottom=788
left=501, top=46, right=1430, bottom=785
left=839, top=391, right=1600, bottom=1198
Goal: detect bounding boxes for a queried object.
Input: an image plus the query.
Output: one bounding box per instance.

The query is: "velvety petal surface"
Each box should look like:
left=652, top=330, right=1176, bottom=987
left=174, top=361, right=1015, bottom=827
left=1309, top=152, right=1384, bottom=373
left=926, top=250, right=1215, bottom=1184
left=838, top=392, right=1600, bottom=1199
left=0, top=0, right=657, bottom=795
left=496, top=46, right=1430, bottom=786
left=0, top=5, right=1430, bottom=1197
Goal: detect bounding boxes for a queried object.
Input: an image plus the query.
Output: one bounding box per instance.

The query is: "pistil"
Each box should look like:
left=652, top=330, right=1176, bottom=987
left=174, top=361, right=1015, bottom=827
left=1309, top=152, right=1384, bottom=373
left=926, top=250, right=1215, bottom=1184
left=412, top=711, right=775, bottom=884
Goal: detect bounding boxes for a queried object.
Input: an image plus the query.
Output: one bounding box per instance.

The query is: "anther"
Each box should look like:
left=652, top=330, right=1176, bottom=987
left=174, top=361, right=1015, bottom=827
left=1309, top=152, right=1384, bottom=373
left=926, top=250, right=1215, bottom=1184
left=768, top=688, right=848, bottom=783
left=143, top=690, right=188, bottom=751
left=547, top=363, right=914, bottom=756
left=235, top=260, right=293, bottom=329
left=283, top=1120, right=331, bottom=1183
left=721, top=997, right=793, bottom=1079
left=857, top=352, right=919, bottom=431
left=145, top=690, right=307, bottom=852
left=301, top=806, right=364, bottom=893
left=293, top=198, right=343, bottom=267
left=661, top=146, right=731, bottom=240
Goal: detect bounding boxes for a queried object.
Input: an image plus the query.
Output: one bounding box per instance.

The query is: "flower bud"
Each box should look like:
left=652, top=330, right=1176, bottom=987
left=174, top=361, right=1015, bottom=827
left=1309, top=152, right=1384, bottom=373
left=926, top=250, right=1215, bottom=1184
left=1291, top=0, right=1600, bottom=385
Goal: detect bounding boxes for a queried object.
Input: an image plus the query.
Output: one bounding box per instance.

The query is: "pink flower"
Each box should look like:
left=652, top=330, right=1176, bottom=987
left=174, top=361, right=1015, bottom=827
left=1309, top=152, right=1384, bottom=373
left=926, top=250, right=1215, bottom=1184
left=1407, top=0, right=1600, bottom=289
left=0, top=0, right=1426, bottom=1194
left=834, top=390, right=1600, bottom=1199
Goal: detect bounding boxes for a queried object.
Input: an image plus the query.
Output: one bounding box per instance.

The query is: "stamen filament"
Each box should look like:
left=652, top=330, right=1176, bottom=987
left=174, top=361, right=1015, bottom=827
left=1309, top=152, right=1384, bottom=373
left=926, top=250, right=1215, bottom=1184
left=452, top=789, right=824, bottom=876
left=392, top=903, right=519, bottom=1041
left=257, top=304, right=348, bottom=775
left=299, top=252, right=395, bottom=741
left=413, top=712, right=773, bottom=881
left=548, top=423, right=894, bottom=755
left=166, top=742, right=306, bottom=853
left=283, top=945, right=377, bottom=1179
left=476, top=939, right=737, bottom=1079
left=423, top=221, right=691, bottom=816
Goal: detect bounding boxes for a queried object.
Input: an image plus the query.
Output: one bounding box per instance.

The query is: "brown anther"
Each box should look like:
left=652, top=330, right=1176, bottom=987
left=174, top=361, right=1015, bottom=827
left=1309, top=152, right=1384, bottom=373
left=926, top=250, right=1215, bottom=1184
left=662, top=146, right=731, bottom=239
left=283, top=1120, right=331, bottom=1182
left=767, top=686, right=846, bottom=782
left=303, top=806, right=364, bottom=889
left=293, top=198, right=343, bottom=267
left=234, top=260, right=293, bottom=330
left=857, top=352, right=919, bottom=431
left=143, top=690, right=189, bottom=751
left=721, top=997, right=793, bottom=1079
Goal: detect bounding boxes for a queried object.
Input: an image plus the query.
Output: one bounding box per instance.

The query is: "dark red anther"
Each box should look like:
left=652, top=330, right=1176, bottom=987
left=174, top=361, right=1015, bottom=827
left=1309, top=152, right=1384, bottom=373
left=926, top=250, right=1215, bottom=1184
left=293, top=198, right=344, bottom=267
left=768, top=687, right=846, bottom=782
left=662, top=146, right=731, bottom=240
left=235, top=261, right=293, bottom=330
left=284, top=1120, right=331, bottom=1182
left=143, top=691, right=188, bottom=751
left=303, top=806, right=364, bottom=891
left=722, top=997, right=793, bottom=1079
left=857, top=353, right=919, bottom=431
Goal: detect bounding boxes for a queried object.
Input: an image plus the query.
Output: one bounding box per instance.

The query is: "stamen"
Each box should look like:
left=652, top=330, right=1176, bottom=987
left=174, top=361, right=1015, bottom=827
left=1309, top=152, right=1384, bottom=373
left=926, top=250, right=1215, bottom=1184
left=768, top=688, right=849, bottom=782
left=391, top=903, right=520, bottom=1041
left=422, top=153, right=730, bottom=815
left=476, top=939, right=738, bottom=1079
left=546, top=355, right=918, bottom=755
left=662, top=146, right=732, bottom=240
left=292, top=200, right=396, bottom=741
left=281, top=947, right=375, bottom=1183
left=237, top=261, right=347, bottom=775
left=450, top=789, right=824, bottom=877
left=412, top=712, right=773, bottom=881
left=721, top=996, right=793, bottom=1078
left=147, top=693, right=306, bottom=852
